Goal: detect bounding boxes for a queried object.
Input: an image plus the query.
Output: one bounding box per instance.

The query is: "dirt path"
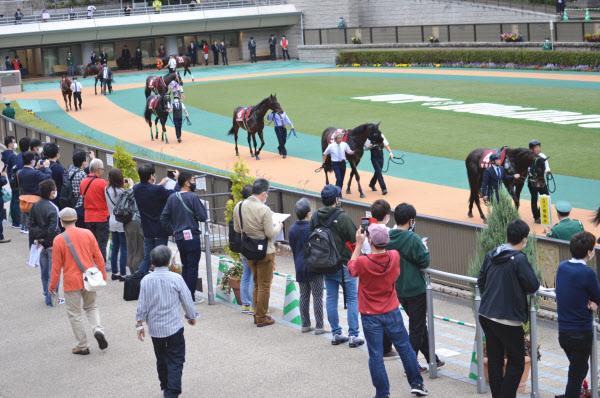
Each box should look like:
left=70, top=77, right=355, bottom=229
left=11, top=69, right=600, bottom=237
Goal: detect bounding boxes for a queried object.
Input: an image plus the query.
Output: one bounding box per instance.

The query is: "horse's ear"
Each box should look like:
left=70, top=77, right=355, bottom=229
left=377, top=121, right=381, bottom=127
left=543, top=156, right=549, bottom=161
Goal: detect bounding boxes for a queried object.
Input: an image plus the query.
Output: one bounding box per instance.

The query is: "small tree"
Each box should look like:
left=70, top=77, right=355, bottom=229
left=113, top=141, right=139, bottom=187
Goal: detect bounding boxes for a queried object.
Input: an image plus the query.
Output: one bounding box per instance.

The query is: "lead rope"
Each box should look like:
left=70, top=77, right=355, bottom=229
left=381, top=153, right=405, bottom=173
left=546, top=172, right=556, bottom=193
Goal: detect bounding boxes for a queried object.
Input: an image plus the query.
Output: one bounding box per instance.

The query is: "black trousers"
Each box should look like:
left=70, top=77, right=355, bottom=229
left=250, top=49, right=257, bottom=63
left=137, top=58, right=142, bottom=70
left=369, top=155, right=387, bottom=191
left=190, top=53, right=196, bottom=66
left=221, top=53, right=228, bottom=65
left=213, top=52, right=219, bottom=65
left=87, top=220, right=109, bottom=263
left=331, top=161, right=346, bottom=190
left=174, top=118, right=182, bottom=140
left=282, top=49, right=290, bottom=60
left=152, top=327, right=186, bottom=398
left=168, top=67, right=175, bottom=73
left=479, top=315, right=525, bottom=398
left=73, top=92, right=82, bottom=110
left=75, top=205, right=86, bottom=229
left=275, top=126, right=287, bottom=156
left=559, top=329, right=593, bottom=398
left=269, top=46, right=276, bottom=61
left=528, top=181, right=549, bottom=220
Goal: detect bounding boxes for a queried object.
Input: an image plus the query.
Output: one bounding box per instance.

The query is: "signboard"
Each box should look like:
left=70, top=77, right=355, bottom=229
left=195, top=176, right=206, bottom=191
left=106, top=153, right=114, bottom=167
left=540, top=195, right=552, bottom=227
left=45, top=136, right=51, bottom=143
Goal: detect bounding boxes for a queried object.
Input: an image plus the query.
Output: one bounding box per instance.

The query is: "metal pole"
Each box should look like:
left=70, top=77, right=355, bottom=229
left=425, top=273, right=437, bottom=378
left=300, top=12, right=304, bottom=45
left=203, top=221, right=215, bottom=305
left=529, top=293, right=539, bottom=398
left=591, top=316, right=598, bottom=397
left=474, top=285, right=486, bottom=394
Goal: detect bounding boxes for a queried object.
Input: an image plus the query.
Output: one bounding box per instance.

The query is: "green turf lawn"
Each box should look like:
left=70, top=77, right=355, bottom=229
left=184, top=75, right=599, bottom=180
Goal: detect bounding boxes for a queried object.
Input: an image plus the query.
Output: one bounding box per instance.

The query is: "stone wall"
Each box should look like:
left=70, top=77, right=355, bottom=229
left=240, top=25, right=302, bottom=62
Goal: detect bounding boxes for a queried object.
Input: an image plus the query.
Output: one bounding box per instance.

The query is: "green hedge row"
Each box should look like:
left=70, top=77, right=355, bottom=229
left=339, top=49, right=600, bottom=67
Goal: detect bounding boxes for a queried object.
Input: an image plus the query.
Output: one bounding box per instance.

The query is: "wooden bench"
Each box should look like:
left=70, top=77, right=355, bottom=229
left=52, top=64, right=68, bottom=75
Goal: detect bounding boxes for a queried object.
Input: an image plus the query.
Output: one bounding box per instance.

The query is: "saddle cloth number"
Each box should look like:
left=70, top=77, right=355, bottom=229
left=177, top=56, right=184, bottom=63
left=148, top=97, right=159, bottom=110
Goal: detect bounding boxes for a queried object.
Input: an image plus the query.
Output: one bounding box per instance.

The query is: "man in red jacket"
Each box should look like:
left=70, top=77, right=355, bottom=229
left=79, top=158, right=110, bottom=263
left=348, top=224, right=428, bottom=397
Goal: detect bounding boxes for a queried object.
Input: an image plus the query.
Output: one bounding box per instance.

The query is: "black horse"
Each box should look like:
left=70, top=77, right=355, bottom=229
left=227, top=94, right=283, bottom=160
left=465, top=147, right=547, bottom=222
left=321, top=123, right=384, bottom=199
left=82, top=63, right=103, bottom=95
left=144, top=94, right=172, bottom=144
left=145, top=72, right=183, bottom=98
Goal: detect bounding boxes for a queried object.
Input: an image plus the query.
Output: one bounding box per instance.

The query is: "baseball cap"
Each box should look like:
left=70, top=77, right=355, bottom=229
left=321, top=184, right=341, bottom=201
left=368, top=224, right=389, bottom=247
left=555, top=200, right=572, bottom=213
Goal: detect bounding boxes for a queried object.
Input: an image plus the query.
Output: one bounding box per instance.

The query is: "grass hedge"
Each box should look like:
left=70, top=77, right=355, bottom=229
left=339, top=49, right=600, bottom=67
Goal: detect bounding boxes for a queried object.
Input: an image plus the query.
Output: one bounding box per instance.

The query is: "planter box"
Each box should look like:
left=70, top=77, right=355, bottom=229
left=228, top=277, right=242, bottom=306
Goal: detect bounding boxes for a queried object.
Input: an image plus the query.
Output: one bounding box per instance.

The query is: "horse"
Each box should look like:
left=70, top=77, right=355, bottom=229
left=227, top=94, right=283, bottom=160
left=145, top=72, right=182, bottom=98
left=465, top=147, right=547, bottom=222
left=60, top=75, right=72, bottom=112
left=157, top=56, right=195, bottom=81
left=82, top=63, right=103, bottom=95
left=144, top=93, right=172, bottom=144
left=321, top=123, right=384, bottom=199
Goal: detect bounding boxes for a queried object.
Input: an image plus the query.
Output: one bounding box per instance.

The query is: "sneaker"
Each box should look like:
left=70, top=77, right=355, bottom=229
left=111, top=274, right=120, bottom=281
left=349, top=336, right=365, bottom=348
left=0, top=238, right=10, bottom=243
left=58, top=298, right=65, bottom=305
left=410, top=383, right=428, bottom=396
left=194, top=297, right=205, bottom=305
left=20, top=229, right=29, bottom=234
left=11, top=224, right=22, bottom=229
left=241, top=305, right=251, bottom=314
left=418, top=364, right=428, bottom=373
left=94, top=331, right=108, bottom=350
left=436, top=359, right=445, bottom=368
left=314, top=328, right=328, bottom=335
left=248, top=307, right=255, bottom=315
left=331, top=333, right=349, bottom=345
left=383, top=349, right=399, bottom=359
left=301, top=326, right=314, bottom=333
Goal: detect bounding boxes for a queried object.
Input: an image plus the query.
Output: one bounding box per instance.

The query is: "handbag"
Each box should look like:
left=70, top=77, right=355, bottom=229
left=2, top=186, right=11, bottom=203
left=238, top=201, right=268, bottom=261
left=61, top=232, right=107, bottom=291
left=16, top=171, right=41, bottom=211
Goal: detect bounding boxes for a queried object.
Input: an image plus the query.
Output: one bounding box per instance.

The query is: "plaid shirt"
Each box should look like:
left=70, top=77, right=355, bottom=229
left=67, top=165, right=87, bottom=208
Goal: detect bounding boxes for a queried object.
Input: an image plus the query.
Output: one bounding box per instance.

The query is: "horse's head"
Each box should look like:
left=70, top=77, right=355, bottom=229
left=162, top=94, right=172, bottom=111
left=368, top=122, right=384, bottom=148
left=176, top=72, right=183, bottom=86
left=529, top=155, right=548, bottom=189
left=82, top=67, right=90, bottom=78
left=269, top=94, right=283, bottom=115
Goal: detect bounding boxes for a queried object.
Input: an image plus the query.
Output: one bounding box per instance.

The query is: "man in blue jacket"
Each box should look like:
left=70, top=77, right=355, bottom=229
left=0, top=169, right=9, bottom=243
left=134, top=164, right=178, bottom=275
left=16, top=151, right=51, bottom=234
left=482, top=154, right=520, bottom=204
left=2, top=135, right=20, bottom=228
left=478, top=219, right=540, bottom=398
left=556, top=231, right=600, bottom=398
left=161, top=171, right=207, bottom=304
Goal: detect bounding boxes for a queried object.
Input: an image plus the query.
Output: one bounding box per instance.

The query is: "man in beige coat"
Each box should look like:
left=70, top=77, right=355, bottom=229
left=233, top=178, right=283, bottom=327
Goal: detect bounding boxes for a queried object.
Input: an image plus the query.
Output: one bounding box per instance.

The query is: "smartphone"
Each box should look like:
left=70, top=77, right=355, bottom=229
left=167, top=170, right=176, bottom=179
left=361, top=217, right=370, bottom=233
left=422, top=237, right=429, bottom=243
left=85, top=151, right=91, bottom=156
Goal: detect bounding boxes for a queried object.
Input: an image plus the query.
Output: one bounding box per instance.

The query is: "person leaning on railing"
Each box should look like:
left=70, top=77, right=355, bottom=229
left=555, top=231, right=600, bottom=398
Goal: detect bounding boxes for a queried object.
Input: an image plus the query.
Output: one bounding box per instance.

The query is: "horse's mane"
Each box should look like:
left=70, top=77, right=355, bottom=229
left=509, top=147, right=537, bottom=161
left=350, top=123, right=372, bottom=135
left=255, top=96, right=272, bottom=108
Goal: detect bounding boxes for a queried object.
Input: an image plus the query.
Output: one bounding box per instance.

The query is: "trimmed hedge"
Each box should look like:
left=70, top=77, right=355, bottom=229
left=339, top=49, right=600, bottom=67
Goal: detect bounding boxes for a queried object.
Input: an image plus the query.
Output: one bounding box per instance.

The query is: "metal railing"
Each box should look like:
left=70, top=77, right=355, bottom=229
left=1, top=0, right=285, bottom=26
left=424, top=267, right=599, bottom=396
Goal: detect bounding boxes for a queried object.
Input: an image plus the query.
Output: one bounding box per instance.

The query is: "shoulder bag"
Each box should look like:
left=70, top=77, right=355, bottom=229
left=61, top=232, right=106, bottom=291
left=238, top=201, right=268, bottom=261
left=17, top=170, right=40, bottom=212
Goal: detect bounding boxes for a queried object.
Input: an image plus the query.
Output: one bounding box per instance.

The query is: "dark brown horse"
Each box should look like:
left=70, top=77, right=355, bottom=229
left=60, top=75, right=72, bottom=112
left=227, top=94, right=283, bottom=160
left=144, top=93, right=172, bottom=143
left=82, top=63, right=103, bottom=95
left=145, top=72, right=182, bottom=98
left=157, top=56, right=195, bottom=81
left=465, top=147, right=547, bottom=222
left=321, top=123, right=384, bottom=198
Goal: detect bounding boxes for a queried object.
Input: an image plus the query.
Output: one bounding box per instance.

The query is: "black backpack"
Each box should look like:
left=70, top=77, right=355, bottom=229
left=228, top=218, right=242, bottom=253
left=113, top=188, right=136, bottom=224
left=59, top=171, right=79, bottom=209
left=304, top=210, right=344, bottom=274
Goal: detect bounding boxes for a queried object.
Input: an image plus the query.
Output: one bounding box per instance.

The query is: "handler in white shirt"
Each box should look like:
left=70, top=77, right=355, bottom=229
left=168, top=55, right=177, bottom=73
left=323, top=132, right=355, bottom=192
left=70, top=76, right=83, bottom=111
left=168, top=79, right=183, bottom=100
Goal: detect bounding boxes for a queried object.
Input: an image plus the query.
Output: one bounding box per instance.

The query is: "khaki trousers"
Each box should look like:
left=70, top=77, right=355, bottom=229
left=247, top=253, right=275, bottom=323
left=64, top=289, right=104, bottom=349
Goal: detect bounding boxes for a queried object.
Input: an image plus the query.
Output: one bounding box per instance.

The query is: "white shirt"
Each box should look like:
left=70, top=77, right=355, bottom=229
left=168, top=58, right=177, bottom=68
left=365, top=134, right=389, bottom=148
left=168, top=80, right=182, bottom=92
left=170, top=101, right=186, bottom=111
left=87, top=5, right=96, bottom=15
left=70, top=81, right=82, bottom=92
left=539, top=152, right=550, bottom=173
left=102, top=67, right=109, bottom=79
left=323, top=141, right=352, bottom=162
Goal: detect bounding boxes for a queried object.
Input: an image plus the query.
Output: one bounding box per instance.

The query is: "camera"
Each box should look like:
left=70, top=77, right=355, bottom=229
left=361, top=217, right=376, bottom=234
left=167, top=169, right=176, bottom=180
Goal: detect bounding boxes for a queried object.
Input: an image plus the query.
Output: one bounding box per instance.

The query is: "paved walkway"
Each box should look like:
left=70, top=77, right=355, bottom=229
left=0, top=224, right=585, bottom=398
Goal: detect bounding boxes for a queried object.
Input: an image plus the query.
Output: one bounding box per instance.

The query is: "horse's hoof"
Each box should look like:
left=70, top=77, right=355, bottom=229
left=165, top=140, right=169, bottom=144
left=255, top=156, right=260, bottom=160
left=468, top=213, right=473, bottom=218
left=151, top=136, right=154, bottom=141
left=251, top=153, right=255, bottom=157
left=346, top=189, right=351, bottom=195
left=161, top=138, right=164, bottom=142
left=235, top=152, right=239, bottom=156
left=360, top=194, right=366, bottom=199
left=483, top=219, right=488, bottom=224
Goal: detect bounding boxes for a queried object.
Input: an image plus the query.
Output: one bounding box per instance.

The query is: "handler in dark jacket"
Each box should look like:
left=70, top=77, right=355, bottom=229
left=482, top=154, right=520, bottom=204
left=28, top=179, right=62, bottom=306
left=211, top=41, right=219, bottom=65
left=478, top=219, right=540, bottom=398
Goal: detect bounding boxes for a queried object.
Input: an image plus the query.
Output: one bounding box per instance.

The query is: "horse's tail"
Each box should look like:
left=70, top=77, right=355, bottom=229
left=227, top=125, right=236, bottom=136
left=592, top=206, right=600, bottom=226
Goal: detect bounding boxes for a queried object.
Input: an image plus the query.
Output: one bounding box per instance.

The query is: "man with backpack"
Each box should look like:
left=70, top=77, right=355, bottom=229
left=63, top=149, right=89, bottom=228
left=307, top=184, right=363, bottom=347
left=113, top=179, right=143, bottom=275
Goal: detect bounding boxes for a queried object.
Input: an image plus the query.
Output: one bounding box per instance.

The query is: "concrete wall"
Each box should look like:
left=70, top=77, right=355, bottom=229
left=239, top=24, right=302, bottom=62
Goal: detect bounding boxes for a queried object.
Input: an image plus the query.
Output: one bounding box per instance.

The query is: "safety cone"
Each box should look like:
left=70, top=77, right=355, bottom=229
left=215, top=256, right=235, bottom=303
left=469, top=337, right=479, bottom=380
left=283, top=275, right=302, bottom=325
left=585, top=9, right=591, bottom=21
left=562, top=9, right=569, bottom=21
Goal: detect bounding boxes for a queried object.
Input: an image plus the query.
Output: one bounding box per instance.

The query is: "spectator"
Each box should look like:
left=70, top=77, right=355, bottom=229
left=348, top=224, right=428, bottom=397
left=43, top=142, right=64, bottom=208
left=322, top=132, right=355, bottom=193
left=188, top=40, right=197, bottom=66
left=133, top=163, right=177, bottom=275
left=136, top=246, right=199, bottom=398
left=13, top=56, right=22, bottom=71
left=233, top=178, right=283, bottom=327
left=28, top=179, right=61, bottom=307
left=159, top=43, right=166, bottom=58
left=556, top=231, right=600, bottom=398
left=124, top=3, right=132, bottom=15
left=123, top=182, right=143, bottom=274
left=238, top=184, right=254, bottom=315
left=386, top=203, right=443, bottom=371
left=87, top=4, right=96, bottom=19
left=160, top=171, right=208, bottom=304
left=14, top=8, right=23, bottom=24
left=220, top=41, right=228, bottom=66
left=121, top=45, right=131, bottom=69
left=280, top=35, right=290, bottom=61
left=366, top=133, right=393, bottom=195
left=14, top=136, right=30, bottom=172
left=268, top=34, right=276, bottom=61
left=0, top=169, right=9, bottom=243
left=266, top=110, right=293, bottom=159
left=310, top=184, right=362, bottom=347
left=50, top=207, right=108, bottom=355
left=135, top=46, right=143, bottom=70
left=478, top=219, right=540, bottom=398
left=105, top=168, right=128, bottom=281
left=70, top=76, right=83, bottom=111
left=544, top=200, right=584, bottom=241
left=189, top=0, right=196, bottom=8
left=68, top=7, right=75, bottom=19
left=40, top=8, right=50, bottom=22
left=16, top=151, right=51, bottom=234
left=5, top=56, right=12, bottom=70
left=153, top=0, right=162, bottom=13
left=29, top=138, right=42, bottom=164
left=66, top=51, right=74, bottom=76
left=211, top=41, right=219, bottom=65
left=289, top=198, right=325, bottom=334
left=79, top=158, right=110, bottom=263
left=482, top=154, right=519, bottom=204
left=202, top=41, right=209, bottom=66
left=67, top=149, right=90, bottom=228
left=2, top=135, right=20, bottom=228
left=338, top=16, right=345, bottom=28
left=556, top=0, right=565, bottom=18
left=248, top=37, right=257, bottom=63
left=2, top=100, right=15, bottom=119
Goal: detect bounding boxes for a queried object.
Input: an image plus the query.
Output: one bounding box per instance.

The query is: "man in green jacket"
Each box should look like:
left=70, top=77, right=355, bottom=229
left=386, top=203, right=444, bottom=372
left=66, top=51, right=74, bottom=76
left=544, top=200, right=584, bottom=241
left=2, top=101, right=15, bottom=119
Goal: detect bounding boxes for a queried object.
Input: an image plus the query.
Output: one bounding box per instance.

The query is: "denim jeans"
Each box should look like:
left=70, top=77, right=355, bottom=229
left=111, top=231, right=128, bottom=275
left=559, top=329, right=593, bottom=398
left=10, top=187, right=21, bottom=226
left=240, top=256, right=254, bottom=307
left=323, top=266, right=359, bottom=336
left=138, top=237, right=169, bottom=274
left=362, top=308, right=423, bottom=397
left=40, top=248, right=59, bottom=306
left=176, top=236, right=201, bottom=301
